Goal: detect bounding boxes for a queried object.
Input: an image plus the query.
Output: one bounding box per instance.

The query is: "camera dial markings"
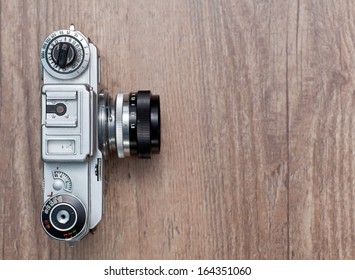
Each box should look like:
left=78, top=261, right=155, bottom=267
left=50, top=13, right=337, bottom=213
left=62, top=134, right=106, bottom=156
left=41, top=194, right=86, bottom=240
left=40, top=29, right=90, bottom=79
left=52, top=170, right=73, bottom=193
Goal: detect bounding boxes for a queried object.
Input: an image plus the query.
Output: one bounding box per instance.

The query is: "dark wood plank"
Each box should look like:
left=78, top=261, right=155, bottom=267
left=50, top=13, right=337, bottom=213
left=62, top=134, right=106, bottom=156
left=0, top=0, right=43, bottom=259
left=288, top=0, right=355, bottom=259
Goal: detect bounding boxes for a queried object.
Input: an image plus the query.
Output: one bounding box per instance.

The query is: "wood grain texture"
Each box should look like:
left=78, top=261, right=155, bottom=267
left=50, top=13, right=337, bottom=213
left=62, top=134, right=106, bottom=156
left=0, top=0, right=353, bottom=260
left=288, top=0, right=355, bottom=259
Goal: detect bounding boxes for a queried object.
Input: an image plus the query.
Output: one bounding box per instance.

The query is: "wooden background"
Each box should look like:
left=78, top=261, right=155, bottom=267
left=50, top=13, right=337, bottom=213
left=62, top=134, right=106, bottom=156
left=0, top=0, right=354, bottom=260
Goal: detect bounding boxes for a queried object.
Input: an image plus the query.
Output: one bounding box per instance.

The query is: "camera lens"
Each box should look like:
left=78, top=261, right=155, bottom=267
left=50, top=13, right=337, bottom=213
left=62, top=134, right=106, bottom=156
left=99, top=90, right=160, bottom=158
left=124, top=91, right=160, bottom=158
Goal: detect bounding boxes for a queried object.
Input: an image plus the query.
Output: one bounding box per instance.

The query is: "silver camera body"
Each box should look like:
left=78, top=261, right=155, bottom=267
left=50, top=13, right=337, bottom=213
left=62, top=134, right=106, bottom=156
left=40, top=25, right=160, bottom=243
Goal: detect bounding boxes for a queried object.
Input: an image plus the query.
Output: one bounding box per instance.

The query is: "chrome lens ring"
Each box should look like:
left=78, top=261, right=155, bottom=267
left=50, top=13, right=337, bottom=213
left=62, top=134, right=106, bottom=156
left=122, top=94, right=131, bottom=157
left=115, top=93, right=124, bottom=158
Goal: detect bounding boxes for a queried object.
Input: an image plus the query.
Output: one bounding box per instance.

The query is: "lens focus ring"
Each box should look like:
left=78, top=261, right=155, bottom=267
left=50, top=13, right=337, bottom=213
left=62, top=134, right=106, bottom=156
left=135, top=91, right=152, bottom=158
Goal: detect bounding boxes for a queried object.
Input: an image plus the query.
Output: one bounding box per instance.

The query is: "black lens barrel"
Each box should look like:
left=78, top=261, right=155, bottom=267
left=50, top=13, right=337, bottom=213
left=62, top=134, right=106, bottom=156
left=129, top=91, right=160, bottom=158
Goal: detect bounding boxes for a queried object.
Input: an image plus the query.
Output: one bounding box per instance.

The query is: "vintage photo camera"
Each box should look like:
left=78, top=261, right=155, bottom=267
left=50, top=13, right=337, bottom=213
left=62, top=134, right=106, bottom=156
left=40, top=25, right=160, bottom=243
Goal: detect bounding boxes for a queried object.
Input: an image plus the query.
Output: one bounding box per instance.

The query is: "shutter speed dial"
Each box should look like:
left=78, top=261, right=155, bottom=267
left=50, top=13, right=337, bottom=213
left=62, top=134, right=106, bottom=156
left=51, top=42, right=76, bottom=68
left=40, top=25, right=90, bottom=80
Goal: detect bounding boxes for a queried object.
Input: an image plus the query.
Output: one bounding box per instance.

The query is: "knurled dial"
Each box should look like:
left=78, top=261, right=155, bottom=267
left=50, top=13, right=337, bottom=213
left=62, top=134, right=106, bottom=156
left=40, top=26, right=90, bottom=80
left=51, top=42, right=76, bottom=68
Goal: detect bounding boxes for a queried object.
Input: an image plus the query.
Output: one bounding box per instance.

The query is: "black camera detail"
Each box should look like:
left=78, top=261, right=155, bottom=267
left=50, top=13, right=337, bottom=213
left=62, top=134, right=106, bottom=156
left=46, top=103, right=67, bottom=116
left=51, top=42, right=76, bottom=68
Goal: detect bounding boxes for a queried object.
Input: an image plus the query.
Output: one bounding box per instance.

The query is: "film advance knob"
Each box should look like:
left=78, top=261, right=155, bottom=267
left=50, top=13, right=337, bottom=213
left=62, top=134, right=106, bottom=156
left=51, top=42, right=76, bottom=68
